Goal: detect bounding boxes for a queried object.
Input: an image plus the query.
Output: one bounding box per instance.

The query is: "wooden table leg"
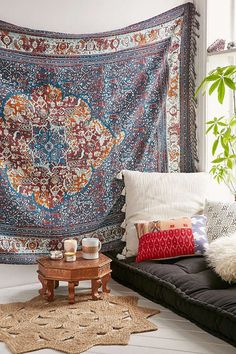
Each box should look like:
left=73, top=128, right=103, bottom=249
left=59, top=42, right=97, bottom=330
left=102, top=273, right=111, bottom=294
left=92, top=279, right=102, bottom=300
left=54, top=280, right=59, bottom=289
left=68, top=282, right=75, bottom=304
left=47, top=280, right=54, bottom=302
left=38, top=274, right=47, bottom=297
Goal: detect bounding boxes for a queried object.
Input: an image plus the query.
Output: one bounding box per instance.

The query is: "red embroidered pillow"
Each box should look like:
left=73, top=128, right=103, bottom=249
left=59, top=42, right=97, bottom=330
left=136, top=228, right=195, bottom=262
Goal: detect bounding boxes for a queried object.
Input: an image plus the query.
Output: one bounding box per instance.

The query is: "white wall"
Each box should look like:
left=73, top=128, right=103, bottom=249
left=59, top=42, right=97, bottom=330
left=0, top=0, right=191, bottom=33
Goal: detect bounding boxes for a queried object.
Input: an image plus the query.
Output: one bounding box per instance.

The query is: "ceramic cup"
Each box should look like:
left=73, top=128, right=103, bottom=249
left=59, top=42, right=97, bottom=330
left=82, top=238, right=101, bottom=260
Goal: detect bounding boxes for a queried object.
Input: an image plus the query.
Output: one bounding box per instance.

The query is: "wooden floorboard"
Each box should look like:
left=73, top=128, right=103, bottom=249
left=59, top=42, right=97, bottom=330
left=0, top=280, right=235, bottom=354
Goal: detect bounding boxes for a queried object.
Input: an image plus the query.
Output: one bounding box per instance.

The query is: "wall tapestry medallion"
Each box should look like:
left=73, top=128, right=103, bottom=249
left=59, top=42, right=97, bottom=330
left=0, top=84, right=124, bottom=209
left=0, top=3, right=198, bottom=263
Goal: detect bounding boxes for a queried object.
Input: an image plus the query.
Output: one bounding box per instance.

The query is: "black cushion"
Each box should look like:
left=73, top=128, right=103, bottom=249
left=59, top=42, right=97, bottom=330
left=106, top=251, right=236, bottom=346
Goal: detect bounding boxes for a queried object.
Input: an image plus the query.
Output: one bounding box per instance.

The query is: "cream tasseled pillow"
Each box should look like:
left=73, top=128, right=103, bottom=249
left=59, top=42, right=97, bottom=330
left=118, top=171, right=233, bottom=258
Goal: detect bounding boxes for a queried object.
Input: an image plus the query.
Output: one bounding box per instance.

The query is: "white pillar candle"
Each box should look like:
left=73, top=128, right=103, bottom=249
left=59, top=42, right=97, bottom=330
left=64, top=239, right=77, bottom=253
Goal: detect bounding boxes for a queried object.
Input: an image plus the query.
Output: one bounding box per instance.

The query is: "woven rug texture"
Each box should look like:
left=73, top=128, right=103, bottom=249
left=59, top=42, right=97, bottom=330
left=0, top=294, right=159, bottom=354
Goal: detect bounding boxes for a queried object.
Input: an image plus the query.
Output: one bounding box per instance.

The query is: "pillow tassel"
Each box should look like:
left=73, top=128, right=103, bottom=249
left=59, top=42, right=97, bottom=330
left=116, top=253, right=126, bottom=260
left=116, top=171, right=123, bottom=180
left=121, top=220, right=126, bottom=229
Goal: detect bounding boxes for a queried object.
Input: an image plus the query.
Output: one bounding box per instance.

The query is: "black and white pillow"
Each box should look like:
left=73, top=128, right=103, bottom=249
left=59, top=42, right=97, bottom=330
left=205, top=200, right=236, bottom=242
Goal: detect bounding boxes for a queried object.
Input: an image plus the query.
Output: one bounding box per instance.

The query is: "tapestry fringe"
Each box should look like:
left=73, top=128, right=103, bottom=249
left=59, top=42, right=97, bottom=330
left=121, top=204, right=126, bottom=213
left=189, top=6, right=200, bottom=171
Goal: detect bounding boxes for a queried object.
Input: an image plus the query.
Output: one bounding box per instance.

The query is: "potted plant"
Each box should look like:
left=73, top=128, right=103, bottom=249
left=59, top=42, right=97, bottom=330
left=196, top=65, right=236, bottom=197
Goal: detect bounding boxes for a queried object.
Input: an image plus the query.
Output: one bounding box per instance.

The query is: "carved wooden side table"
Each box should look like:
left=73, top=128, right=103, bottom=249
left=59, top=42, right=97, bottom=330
left=37, top=252, right=112, bottom=304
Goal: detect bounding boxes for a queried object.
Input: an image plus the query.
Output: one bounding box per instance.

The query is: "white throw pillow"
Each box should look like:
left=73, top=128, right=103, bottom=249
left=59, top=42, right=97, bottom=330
left=119, top=171, right=233, bottom=258
left=206, top=233, right=236, bottom=282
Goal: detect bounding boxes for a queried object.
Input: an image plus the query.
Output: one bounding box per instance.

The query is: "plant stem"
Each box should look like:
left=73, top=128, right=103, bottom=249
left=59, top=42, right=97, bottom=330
left=229, top=141, right=236, bottom=155
left=233, top=90, right=236, bottom=116
left=233, top=75, right=236, bottom=116
left=222, top=175, right=236, bottom=195
left=230, top=180, right=236, bottom=194
left=232, top=75, right=236, bottom=190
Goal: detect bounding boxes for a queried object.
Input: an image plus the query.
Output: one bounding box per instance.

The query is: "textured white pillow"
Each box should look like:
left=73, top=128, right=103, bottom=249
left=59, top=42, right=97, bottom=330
left=206, top=234, right=236, bottom=282
left=119, top=171, right=233, bottom=257
left=205, top=200, right=236, bottom=242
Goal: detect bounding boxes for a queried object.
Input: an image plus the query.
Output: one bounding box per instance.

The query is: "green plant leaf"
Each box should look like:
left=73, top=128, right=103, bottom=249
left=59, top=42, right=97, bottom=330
left=212, top=157, right=226, bottom=163
left=224, top=77, right=236, bottom=90
left=224, top=147, right=230, bottom=157
left=195, top=79, right=207, bottom=97
left=219, top=128, right=227, bottom=134
left=218, top=80, right=225, bottom=104
left=220, top=136, right=226, bottom=146
left=206, top=125, right=214, bottom=134
left=209, top=80, right=220, bottom=95
left=216, top=67, right=224, bottom=74
left=208, top=69, right=215, bottom=75
left=200, top=65, right=236, bottom=180
left=225, top=147, right=229, bottom=157
left=227, top=159, right=233, bottom=169
left=220, top=137, right=230, bottom=157
left=229, top=119, right=236, bottom=127
left=205, top=74, right=221, bottom=81
left=224, top=127, right=232, bottom=139
left=213, top=124, right=219, bottom=135
left=210, top=166, right=216, bottom=174
left=212, top=138, right=219, bottom=155
left=224, top=66, right=236, bottom=76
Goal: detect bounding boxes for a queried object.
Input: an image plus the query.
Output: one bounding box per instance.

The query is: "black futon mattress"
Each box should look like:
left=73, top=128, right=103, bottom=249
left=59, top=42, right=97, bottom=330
left=106, top=251, right=236, bottom=346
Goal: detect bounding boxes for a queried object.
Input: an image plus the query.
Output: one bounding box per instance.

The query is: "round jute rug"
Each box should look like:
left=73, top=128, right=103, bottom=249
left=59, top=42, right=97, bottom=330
left=0, top=294, right=160, bottom=354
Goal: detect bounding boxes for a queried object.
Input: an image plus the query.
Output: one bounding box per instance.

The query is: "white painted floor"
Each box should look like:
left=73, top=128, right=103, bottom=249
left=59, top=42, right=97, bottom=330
left=0, top=266, right=236, bottom=354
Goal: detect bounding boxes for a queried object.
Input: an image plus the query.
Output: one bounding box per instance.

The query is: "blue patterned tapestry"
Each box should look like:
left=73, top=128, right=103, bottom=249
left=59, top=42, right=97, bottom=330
left=0, top=3, right=198, bottom=263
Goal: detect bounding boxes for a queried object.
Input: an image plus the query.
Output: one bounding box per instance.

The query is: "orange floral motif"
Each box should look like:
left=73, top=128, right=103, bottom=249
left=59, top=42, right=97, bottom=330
left=167, top=74, right=179, bottom=98
left=0, top=84, right=124, bottom=209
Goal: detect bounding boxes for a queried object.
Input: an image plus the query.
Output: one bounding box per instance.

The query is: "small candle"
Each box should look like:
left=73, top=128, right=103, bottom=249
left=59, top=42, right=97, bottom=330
left=64, top=252, right=77, bottom=262
left=64, top=239, right=77, bottom=253
left=50, top=250, right=63, bottom=260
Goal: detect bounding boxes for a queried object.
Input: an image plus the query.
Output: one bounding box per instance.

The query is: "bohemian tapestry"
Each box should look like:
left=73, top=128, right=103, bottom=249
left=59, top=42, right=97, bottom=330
left=0, top=3, right=199, bottom=263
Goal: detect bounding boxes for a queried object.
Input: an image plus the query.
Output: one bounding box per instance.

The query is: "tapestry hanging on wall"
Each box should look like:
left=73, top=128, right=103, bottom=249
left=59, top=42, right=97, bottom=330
left=0, top=3, right=199, bottom=263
